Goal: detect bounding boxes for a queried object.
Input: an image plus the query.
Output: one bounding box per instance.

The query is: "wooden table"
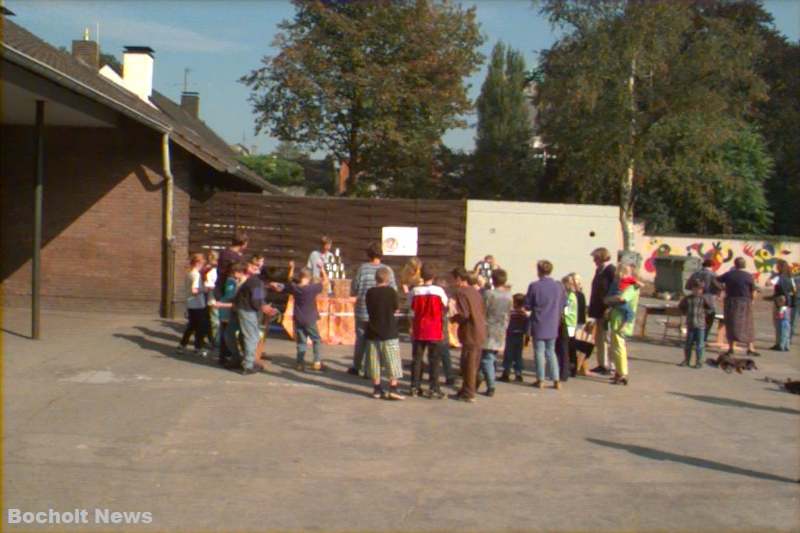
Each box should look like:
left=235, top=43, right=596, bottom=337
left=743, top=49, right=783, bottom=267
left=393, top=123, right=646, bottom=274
left=638, top=304, right=682, bottom=338
left=283, top=295, right=357, bottom=345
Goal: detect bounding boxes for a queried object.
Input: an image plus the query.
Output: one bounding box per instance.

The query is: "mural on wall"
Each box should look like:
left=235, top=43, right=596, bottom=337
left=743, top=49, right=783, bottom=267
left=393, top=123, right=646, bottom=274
left=641, top=237, right=799, bottom=284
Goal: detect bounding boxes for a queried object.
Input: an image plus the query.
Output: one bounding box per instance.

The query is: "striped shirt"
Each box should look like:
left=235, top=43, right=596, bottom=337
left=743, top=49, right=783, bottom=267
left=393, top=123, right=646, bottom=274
left=351, top=262, right=397, bottom=321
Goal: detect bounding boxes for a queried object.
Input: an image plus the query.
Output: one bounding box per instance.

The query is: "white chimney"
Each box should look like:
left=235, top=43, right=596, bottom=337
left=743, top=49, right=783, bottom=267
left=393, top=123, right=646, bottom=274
left=122, top=46, right=154, bottom=102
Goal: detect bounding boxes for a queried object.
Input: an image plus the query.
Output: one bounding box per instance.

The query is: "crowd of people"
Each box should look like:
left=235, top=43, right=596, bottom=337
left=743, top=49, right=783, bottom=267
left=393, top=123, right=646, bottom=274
left=176, top=232, right=797, bottom=402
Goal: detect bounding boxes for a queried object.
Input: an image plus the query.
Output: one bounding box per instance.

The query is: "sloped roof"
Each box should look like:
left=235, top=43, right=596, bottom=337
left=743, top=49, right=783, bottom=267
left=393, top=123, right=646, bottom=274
left=1, top=18, right=282, bottom=194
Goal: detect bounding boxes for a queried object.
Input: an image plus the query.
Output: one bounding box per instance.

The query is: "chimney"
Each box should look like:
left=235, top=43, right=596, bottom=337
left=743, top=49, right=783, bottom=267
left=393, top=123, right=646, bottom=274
left=72, top=28, right=99, bottom=69
left=122, top=46, right=155, bottom=102
left=180, top=91, right=200, bottom=119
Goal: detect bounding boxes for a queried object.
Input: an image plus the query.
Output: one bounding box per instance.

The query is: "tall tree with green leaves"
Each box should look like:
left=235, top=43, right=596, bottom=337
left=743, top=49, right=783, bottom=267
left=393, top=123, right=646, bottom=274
left=698, top=0, right=800, bottom=236
left=241, top=0, right=484, bottom=196
left=535, top=0, right=767, bottom=248
left=472, top=42, right=539, bottom=199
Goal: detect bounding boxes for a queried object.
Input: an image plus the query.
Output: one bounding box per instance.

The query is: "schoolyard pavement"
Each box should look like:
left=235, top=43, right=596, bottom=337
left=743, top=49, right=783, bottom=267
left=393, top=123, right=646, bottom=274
left=2, top=306, right=799, bottom=532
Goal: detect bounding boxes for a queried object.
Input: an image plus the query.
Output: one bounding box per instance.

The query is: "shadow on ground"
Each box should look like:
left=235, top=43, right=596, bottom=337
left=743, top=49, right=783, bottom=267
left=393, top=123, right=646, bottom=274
left=587, top=438, right=799, bottom=484
left=668, top=391, right=800, bottom=415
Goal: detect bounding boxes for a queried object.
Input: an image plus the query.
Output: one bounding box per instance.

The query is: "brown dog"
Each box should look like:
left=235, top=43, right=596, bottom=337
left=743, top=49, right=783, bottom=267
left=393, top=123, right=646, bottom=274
left=708, top=353, right=758, bottom=374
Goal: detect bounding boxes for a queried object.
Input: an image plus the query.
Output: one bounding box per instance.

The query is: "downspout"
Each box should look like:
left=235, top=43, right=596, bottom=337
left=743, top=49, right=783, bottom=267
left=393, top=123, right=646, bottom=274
left=161, top=132, right=176, bottom=319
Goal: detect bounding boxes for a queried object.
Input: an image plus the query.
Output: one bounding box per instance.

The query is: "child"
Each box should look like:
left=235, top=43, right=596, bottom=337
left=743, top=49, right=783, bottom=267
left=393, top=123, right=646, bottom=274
left=274, top=262, right=327, bottom=371
left=573, top=274, right=587, bottom=326
left=178, top=253, right=210, bottom=356
left=500, top=293, right=529, bottom=383
left=400, top=257, right=422, bottom=294
left=479, top=269, right=512, bottom=397
left=408, top=264, right=448, bottom=399
left=774, top=295, right=791, bottom=352
left=562, top=274, right=579, bottom=376
left=364, top=267, right=405, bottom=400
left=203, top=250, right=219, bottom=349
left=434, top=275, right=456, bottom=387
left=450, top=267, right=487, bottom=403
left=678, top=279, right=715, bottom=368
left=213, top=262, right=247, bottom=368
left=225, top=258, right=277, bottom=374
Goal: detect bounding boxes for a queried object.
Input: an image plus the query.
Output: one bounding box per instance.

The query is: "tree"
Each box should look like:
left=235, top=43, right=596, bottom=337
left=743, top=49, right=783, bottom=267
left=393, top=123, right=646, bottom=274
left=274, top=141, right=307, bottom=161
left=240, top=0, right=484, bottom=196
left=535, top=0, right=767, bottom=249
left=698, top=0, right=800, bottom=236
left=238, top=154, right=305, bottom=188
left=472, top=42, right=540, bottom=199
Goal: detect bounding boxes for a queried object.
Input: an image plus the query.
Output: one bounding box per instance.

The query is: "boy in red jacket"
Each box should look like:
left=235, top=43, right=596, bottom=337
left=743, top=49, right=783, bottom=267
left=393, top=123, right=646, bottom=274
left=408, top=264, right=449, bottom=399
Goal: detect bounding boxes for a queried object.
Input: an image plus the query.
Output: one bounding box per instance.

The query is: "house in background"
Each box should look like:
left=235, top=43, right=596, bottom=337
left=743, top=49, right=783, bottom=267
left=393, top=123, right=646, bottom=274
left=0, top=14, right=283, bottom=333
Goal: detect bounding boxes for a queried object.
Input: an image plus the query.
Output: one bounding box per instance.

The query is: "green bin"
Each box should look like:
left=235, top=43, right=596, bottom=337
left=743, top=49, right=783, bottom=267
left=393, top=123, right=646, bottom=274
left=653, top=255, right=702, bottom=296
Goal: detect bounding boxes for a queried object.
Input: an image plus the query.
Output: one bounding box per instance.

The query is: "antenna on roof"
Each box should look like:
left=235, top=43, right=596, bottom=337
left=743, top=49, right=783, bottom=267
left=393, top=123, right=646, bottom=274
left=183, top=68, right=192, bottom=92
left=83, top=27, right=90, bottom=40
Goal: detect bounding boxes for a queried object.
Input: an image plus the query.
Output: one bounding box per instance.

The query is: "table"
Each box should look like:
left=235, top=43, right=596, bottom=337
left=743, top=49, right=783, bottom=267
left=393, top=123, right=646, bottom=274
left=283, top=295, right=463, bottom=347
left=638, top=304, right=682, bottom=338
left=283, top=295, right=356, bottom=345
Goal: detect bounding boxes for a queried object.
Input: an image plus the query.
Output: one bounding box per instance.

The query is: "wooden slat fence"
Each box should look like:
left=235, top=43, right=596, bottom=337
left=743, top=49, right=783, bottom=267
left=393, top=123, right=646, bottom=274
left=190, top=193, right=467, bottom=279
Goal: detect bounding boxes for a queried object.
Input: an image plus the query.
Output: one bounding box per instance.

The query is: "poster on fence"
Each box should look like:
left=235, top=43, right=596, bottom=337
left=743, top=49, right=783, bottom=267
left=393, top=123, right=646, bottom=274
left=381, top=226, right=418, bottom=256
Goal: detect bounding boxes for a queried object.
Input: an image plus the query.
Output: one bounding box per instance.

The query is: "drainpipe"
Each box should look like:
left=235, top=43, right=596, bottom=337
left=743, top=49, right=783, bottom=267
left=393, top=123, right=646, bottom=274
left=161, top=132, right=175, bottom=319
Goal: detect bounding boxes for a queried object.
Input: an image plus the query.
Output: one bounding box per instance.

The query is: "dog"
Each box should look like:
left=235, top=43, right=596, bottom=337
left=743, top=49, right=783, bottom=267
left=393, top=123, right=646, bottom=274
left=707, top=353, right=758, bottom=374
left=764, top=377, right=800, bottom=395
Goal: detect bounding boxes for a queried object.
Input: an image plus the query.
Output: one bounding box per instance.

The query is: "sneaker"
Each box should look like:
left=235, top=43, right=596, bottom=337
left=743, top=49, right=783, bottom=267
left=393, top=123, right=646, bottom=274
left=431, top=389, right=446, bottom=400
left=195, top=349, right=208, bottom=357
left=176, top=345, right=186, bottom=354
left=486, top=387, right=495, bottom=397
left=747, top=350, right=761, bottom=357
left=769, top=345, right=781, bottom=351
left=693, top=362, right=704, bottom=369
left=553, top=381, right=561, bottom=390
left=514, top=375, right=524, bottom=383
left=498, top=372, right=511, bottom=383
left=678, top=360, right=689, bottom=367
left=457, top=394, right=476, bottom=403
left=385, top=390, right=406, bottom=401
left=590, top=365, right=607, bottom=374
left=533, top=380, right=544, bottom=389
left=242, top=364, right=265, bottom=376
left=347, top=367, right=359, bottom=375
left=372, top=388, right=383, bottom=399
left=310, top=361, right=324, bottom=371
left=409, top=388, right=421, bottom=398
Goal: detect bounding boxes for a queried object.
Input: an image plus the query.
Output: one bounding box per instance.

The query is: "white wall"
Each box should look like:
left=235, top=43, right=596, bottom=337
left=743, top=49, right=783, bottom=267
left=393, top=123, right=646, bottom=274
left=465, top=200, right=621, bottom=294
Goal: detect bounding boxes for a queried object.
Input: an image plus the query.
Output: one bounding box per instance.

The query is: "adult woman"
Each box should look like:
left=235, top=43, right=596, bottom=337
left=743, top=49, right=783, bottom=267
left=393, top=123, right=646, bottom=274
left=718, top=257, right=759, bottom=356
left=606, top=263, right=641, bottom=386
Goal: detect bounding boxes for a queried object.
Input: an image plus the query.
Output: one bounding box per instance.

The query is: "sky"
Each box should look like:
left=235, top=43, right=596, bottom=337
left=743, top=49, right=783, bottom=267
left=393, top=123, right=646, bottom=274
left=7, top=0, right=800, bottom=155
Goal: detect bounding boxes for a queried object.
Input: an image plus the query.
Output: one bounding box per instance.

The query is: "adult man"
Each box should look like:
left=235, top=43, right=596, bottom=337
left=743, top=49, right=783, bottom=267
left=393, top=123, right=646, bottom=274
left=348, top=243, right=397, bottom=376
left=307, top=236, right=334, bottom=281
left=214, top=231, right=248, bottom=298
left=450, top=267, right=486, bottom=402
left=525, top=260, right=566, bottom=390
left=685, top=259, right=723, bottom=341
left=718, top=257, right=760, bottom=357
left=473, top=255, right=500, bottom=290
left=587, top=247, right=616, bottom=375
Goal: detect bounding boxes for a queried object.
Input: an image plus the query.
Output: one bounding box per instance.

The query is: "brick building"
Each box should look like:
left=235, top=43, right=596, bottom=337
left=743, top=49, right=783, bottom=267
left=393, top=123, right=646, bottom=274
left=0, top=16, right=282, bottom=320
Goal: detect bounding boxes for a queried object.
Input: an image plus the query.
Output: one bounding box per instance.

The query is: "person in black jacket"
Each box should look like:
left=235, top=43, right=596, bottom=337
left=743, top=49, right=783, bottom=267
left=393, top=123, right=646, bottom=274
left=588, top=248, right=616, bottom=375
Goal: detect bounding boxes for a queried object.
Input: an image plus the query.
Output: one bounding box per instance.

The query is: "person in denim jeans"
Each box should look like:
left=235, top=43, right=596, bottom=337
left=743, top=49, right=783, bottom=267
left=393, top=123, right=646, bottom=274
left=479, top=269, right=512, bottom=397
left=774, top=295, right=791, bottom=351
left=500, top=293, right=528, bottom=383
left=226, top=259, right=277, bottom=374
left=678, top=280, right=714, bottom=368
left=525, top=260, right=566, bottom=390
left=273, top=263, right=327, bottom=371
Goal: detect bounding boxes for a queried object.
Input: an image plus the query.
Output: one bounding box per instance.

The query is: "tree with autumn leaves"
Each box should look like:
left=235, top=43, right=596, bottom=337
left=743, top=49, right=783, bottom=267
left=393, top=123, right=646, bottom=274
left=241, top=0, right=483, bottom=197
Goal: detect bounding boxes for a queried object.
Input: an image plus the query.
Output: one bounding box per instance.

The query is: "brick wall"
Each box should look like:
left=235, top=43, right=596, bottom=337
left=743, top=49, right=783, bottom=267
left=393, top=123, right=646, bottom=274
left=0, top=119, right=192, bottom=313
